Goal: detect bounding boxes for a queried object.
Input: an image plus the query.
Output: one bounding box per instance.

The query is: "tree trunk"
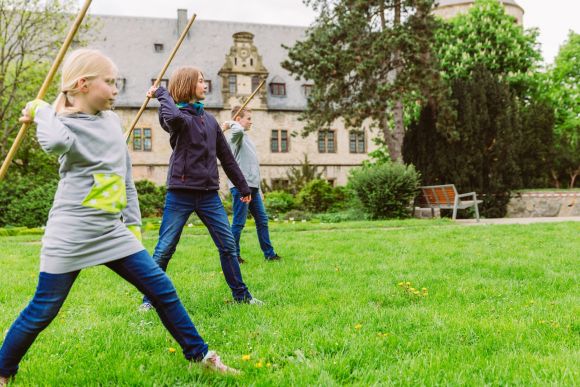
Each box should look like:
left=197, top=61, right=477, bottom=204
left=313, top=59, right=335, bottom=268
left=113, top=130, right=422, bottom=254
left=551, top=169, right=561, bottom=188
left=569, top=166, right=579, bottom=188
left=390, top=0, right=404, bottom=162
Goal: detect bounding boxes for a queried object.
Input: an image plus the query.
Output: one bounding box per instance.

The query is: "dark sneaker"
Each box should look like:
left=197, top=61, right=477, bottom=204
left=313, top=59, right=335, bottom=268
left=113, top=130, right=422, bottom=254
left=237, top=256, right=246, bottom=264
left=266, top=254, right=281, bottom=261
left=138, top=302, right=154, bottom=312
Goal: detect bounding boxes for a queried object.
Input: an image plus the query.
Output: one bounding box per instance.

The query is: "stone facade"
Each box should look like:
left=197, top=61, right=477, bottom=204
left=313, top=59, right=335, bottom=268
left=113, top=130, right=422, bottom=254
left=432, top=0, right=524, bottom=25
left=92, top=13, right=379, bottom=192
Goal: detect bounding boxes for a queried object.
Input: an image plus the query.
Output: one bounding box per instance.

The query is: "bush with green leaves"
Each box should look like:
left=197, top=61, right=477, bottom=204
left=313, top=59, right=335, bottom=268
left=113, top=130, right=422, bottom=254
left=134, top=180, right=166, bottom=218
left=263, top=190, right=295, bottom=215
left=349, top=163, right=420, bottom=219
left=297, top=179, right=336, bottom=213
left=4, top=180, right=58, bottom=228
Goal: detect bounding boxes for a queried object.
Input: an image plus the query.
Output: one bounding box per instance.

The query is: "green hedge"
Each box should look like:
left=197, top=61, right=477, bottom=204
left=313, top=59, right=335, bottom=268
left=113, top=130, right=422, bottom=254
left=349, top=163, right=420, bottom=219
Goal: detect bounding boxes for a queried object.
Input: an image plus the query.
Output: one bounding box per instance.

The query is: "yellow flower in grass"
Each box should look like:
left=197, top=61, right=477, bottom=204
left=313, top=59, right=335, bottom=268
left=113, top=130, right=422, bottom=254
left=168, top=347, right=176, bottom=353
left=266, top=362, right=272, bottom=368
left=354, top=323, right=362, bottom=330
left=255, top=361, right=263, bottom=368
left=242, top=354, right=251, bottom=361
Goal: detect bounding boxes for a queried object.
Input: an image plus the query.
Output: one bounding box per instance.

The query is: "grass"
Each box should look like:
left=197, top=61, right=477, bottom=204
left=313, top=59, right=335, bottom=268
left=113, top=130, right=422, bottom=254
left=0, top=219, right=579, bottom=385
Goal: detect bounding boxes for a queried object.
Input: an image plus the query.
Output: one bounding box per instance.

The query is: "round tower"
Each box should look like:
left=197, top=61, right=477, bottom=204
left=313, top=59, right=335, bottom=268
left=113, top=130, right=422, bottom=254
left=433, top=0, right=524, bottom=25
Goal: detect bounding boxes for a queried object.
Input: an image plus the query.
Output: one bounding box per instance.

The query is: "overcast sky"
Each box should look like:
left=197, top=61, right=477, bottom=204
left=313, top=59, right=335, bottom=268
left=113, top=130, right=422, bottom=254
left=80, top=0, right=579, bottom=65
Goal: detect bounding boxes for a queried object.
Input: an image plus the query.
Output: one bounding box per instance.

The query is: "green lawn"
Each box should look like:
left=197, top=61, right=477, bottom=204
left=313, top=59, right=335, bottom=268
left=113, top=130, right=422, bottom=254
left=0, top=219, right=578, bottom=385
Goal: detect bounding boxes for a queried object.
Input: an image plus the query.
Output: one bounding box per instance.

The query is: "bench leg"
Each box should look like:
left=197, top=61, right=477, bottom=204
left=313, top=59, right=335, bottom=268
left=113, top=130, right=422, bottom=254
left=452, top=206, right=458, bottom=220
left=431, top=208, right=435, bottom=218
left=474, top=203, right=480, bottom=222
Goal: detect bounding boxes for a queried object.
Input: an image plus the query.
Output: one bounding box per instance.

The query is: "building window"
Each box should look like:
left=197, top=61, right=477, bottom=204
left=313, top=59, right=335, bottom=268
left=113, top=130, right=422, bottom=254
left=205, top=80, right=212, bottom=93
left=228, top=75, right=237, bottom=94
left=251, top=76, right=261, bottom=92
left=349, top=131, right=366, bottom=153
left=271, top=178, right=290, bottom=191
left=318, top=130, right=336, bottom=153
left=151, top=78, right=168, bottom=88
left=133, top=128, right=152, bottom=152
left=116, top=77, right=126, bottom=93
left=302, top=84, right=313, bottom=97
left=154, top=43, right=164, bottom=53
left=270, top=82, right=286, bottom=97
left=271, top=129, right=289, bottom=153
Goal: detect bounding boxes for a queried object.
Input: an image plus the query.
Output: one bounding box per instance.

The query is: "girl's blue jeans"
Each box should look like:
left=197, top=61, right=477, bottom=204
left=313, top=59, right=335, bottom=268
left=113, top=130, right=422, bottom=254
left=0, top=249, right=208, bottom=378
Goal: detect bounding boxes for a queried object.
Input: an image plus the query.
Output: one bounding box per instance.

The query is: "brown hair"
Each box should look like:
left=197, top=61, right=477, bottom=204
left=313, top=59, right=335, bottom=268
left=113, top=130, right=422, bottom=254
left=168, top=66, right=203, bottom=103
left=231, top=105, right=251, bottom=119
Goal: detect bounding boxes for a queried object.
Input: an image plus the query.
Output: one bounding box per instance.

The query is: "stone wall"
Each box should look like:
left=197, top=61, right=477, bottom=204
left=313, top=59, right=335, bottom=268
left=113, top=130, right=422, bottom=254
left=506, top=192, right=580, bottom=218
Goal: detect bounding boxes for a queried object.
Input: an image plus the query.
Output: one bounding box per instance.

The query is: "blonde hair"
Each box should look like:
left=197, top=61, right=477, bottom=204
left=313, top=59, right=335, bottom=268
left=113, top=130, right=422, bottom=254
left=168, top=66, right=203, bottom=103
left=53, top=49, right=118, bottom=114
left=231, top=105, right=251, bottom=119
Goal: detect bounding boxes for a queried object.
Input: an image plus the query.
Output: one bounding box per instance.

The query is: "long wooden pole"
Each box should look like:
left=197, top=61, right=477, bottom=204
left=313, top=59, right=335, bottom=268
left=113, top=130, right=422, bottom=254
left=124, top=13, right=197, bottom=143
left=223, top=79, right=266, bottom=132
left=233, top=79, right=266, bottom=120
left=0, top=0, right=93, bottom=181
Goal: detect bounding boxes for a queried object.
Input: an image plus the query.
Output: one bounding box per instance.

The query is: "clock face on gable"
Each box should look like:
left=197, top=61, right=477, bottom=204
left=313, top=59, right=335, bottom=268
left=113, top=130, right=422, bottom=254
left=239, top=48, right=250, bottom=59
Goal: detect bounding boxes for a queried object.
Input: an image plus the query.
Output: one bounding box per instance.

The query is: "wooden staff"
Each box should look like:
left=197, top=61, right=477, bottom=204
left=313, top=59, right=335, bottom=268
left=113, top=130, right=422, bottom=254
left=124, top=13, right=197, bottom=143
left=224, top=79, right=266, bottom=132
left=0, top=0, right=93, bottom=181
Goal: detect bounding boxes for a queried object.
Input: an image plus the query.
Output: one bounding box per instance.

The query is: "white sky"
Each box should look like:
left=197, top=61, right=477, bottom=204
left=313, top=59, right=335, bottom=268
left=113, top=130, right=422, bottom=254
left=80, top=0, right=579, bottom=65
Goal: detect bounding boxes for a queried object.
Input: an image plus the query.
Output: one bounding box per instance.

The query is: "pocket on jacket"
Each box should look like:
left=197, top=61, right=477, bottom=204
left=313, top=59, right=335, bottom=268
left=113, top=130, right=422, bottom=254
left=81, top=173, right=127, bottom=213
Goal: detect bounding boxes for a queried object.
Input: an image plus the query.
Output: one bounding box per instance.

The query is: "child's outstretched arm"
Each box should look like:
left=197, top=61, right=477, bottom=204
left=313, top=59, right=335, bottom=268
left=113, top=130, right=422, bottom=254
left=148, top=86, right=185, bottom=133
left=122, top=150, right=143, bottom=242
left=21, top=100, right=75, bottom=155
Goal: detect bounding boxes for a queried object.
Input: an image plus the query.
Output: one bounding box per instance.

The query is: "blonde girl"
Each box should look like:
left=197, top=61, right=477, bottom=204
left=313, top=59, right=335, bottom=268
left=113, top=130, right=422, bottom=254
left=0, top=49, right=237, bottom=385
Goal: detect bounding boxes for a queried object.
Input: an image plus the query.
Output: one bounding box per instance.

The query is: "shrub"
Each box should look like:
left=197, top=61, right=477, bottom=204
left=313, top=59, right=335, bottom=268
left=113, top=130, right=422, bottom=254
left=349, top=163, right=420, bottom=219
left=135, top=180, right=166, bottom=218
left=4, top=180, right=58, bottom=227
left=297, top=179, right=336, bottom=213
left=264, top=190, right=296, bottom=215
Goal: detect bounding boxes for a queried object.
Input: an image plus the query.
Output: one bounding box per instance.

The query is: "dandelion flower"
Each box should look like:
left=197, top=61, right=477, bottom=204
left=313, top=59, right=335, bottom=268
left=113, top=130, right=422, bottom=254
left=168, top=347, right=176, bottom=353
left=255, top=361, right=263, bottom=368
left=354, top=323, right=362, bottom=330
left=242, top=354, right=251, bottom=361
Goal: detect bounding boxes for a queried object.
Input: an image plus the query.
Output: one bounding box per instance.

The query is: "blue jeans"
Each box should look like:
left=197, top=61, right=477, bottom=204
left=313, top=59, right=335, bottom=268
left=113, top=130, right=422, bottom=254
left=231, top=187, right=276, bottom=259
left=143, top=190, right=252, bottom=303
left=0, top=250, right=208, bottom=378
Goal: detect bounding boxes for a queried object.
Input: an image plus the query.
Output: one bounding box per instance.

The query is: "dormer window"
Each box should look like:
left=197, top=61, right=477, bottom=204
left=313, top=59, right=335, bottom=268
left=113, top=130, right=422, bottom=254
left=228, top=75, right=237, bottom=94
left=251, top=76, right=261, bottom=92
left=154, top=43, right=164, bottom=53
left=269, top=76, right=286, bottom=97
left=302, top=84, right=313, bottom=97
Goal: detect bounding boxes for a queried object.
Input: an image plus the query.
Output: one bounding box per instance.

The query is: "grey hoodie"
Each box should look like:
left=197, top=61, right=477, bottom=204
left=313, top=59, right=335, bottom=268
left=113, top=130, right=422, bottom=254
left=226, top=122, right=261, bottom=189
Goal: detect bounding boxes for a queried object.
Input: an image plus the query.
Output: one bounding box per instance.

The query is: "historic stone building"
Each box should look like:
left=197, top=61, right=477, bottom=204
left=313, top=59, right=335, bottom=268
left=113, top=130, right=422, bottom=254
left=92, top=11, right=377, bottom=191
left=92, top=1, right=523, bottom=191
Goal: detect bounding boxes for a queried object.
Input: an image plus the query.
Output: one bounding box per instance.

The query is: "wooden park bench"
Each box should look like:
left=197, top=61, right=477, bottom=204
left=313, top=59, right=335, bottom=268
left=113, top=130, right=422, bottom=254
left=414, top=184, right=483, bottom=221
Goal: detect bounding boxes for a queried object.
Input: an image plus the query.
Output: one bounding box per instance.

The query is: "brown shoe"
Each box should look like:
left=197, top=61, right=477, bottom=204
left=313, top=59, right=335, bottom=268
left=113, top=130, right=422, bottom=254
left=237, top=256, right=246, bottom=264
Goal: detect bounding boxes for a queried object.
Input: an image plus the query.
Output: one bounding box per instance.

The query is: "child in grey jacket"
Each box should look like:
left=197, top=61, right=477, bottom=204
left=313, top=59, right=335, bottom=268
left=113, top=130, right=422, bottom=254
left=0, top=50, right=237, bottom=385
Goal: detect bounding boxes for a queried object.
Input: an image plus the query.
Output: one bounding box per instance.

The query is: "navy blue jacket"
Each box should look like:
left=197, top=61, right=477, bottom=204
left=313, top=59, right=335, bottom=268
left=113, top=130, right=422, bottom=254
left=155, top=87, right=251, bottom=196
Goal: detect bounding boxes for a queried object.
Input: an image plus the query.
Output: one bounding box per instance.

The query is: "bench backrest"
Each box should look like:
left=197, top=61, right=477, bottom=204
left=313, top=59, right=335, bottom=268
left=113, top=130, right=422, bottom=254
left=420, top=184, right=458, bottom=206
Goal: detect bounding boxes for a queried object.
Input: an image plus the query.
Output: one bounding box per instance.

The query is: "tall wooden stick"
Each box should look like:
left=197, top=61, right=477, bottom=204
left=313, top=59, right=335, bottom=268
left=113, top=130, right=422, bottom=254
left=0, top=0, right=93, bottom=181
left=223, top=79, right=266, bottom=132
left=233, top=79, right=266, bottom=120
left=124, top=13, right=197, bottom=143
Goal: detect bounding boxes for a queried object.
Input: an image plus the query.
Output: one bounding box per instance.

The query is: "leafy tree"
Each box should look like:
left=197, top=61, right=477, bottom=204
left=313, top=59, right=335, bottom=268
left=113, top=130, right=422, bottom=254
left=283, top=0, right=441, bottom=161
left=403, top=66, right=523, bottom=217
left=0, top=0, right=93, bottom=225
left=435, top=0, right=542, bottom=96
left=544, top=31, right=579, bottom=188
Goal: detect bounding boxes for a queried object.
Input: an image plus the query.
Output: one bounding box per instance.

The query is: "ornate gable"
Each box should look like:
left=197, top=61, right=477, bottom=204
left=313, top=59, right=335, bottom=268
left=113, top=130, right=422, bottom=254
left=218, top=32, right=269, bottom=110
